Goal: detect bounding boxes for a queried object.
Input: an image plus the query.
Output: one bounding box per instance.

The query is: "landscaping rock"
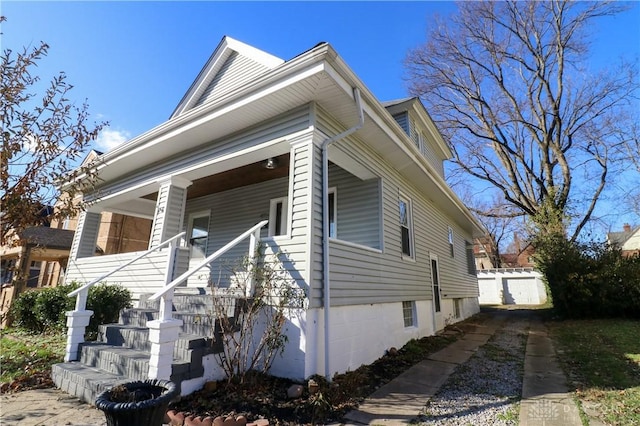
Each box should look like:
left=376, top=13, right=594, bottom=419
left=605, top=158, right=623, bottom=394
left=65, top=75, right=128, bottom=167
left=286, top=384, right=303, bottom=399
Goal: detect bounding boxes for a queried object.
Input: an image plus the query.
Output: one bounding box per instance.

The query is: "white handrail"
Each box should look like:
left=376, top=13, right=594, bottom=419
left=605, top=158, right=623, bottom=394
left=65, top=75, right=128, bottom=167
left=68, top=231, right=186, bottom=297
left=149, top=220, right=268, bottom=301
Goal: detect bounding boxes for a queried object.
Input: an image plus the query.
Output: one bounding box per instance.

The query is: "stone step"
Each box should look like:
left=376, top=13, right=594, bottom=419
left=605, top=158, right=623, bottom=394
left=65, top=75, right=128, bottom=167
left=139, top=291, right=241, bottom=317
left=79, top=342, right=204, bottom=384
left=52, top=362, right=127, bottom=405
left=119, top=308, right=226, bottom=337
left=98, top=324, right=218, bottom=356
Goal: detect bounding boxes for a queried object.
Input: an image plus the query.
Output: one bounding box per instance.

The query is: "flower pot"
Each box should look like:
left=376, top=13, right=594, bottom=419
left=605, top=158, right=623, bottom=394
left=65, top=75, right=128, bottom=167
left=95, top=379, right=177, bottom=426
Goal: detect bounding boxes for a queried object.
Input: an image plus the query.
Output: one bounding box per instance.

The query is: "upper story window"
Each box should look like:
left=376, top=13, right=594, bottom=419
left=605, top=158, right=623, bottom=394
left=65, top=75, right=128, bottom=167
left=268, top=197, right=288, bottom=237
left=399, top=195, right=414, bottom=259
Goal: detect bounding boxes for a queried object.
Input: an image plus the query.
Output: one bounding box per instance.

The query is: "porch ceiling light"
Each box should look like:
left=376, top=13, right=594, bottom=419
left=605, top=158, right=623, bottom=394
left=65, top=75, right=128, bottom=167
left=263, top=157, right=278, bottom=169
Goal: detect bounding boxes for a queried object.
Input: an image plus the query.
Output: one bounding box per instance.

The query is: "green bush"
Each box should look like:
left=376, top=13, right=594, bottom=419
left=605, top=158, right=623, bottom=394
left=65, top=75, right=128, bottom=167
left=9, top=283, right=132, bottom=335
left=33, top=283, right=79, bottom=331
left=86, top=284, right=132, bottom=335
left=9, top=290, right=41, bottom=331
left=535, top=234, right=640, bottom=318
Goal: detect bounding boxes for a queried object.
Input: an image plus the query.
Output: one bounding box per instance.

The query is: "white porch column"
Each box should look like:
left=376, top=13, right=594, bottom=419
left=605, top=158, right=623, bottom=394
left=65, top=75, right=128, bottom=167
left=64, top=210, right=100, bottom=361
left=148, top=177, right=191, bottom=249
left=69, top=210, right=101, bottom=260
left=147, top=176, right=190, bottom=380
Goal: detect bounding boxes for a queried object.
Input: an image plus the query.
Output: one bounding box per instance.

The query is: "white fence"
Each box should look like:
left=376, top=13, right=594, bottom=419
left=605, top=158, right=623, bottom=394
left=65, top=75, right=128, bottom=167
left=477, top=268, right=547, bottom=305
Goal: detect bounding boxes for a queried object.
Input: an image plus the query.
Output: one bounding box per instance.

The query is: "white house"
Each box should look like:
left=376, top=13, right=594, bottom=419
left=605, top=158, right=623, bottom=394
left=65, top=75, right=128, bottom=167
left=54, top=37, right=484, bottom=401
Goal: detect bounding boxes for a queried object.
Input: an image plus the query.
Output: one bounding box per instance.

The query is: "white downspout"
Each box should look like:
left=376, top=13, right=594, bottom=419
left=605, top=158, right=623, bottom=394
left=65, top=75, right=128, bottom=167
left=321, top=87, right=364, bottom=380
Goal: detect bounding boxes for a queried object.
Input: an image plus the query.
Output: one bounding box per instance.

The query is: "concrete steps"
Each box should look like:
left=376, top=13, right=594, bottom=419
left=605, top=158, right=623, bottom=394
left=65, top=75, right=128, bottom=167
left=52, top=291, right=230, bottom=404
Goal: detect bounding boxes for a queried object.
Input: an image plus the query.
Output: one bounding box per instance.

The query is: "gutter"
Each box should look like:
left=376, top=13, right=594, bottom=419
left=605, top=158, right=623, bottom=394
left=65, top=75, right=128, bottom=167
left=320, top=87, right=364, bottom=380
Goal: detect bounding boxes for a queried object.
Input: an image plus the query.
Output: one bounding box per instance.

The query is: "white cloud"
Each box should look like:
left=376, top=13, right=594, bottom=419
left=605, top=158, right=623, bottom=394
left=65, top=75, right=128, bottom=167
left=95, top=128, right=131, bottom=152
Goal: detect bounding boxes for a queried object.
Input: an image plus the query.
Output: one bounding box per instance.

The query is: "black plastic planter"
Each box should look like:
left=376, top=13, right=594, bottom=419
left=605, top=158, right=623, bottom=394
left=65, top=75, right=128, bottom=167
left=95, top=379, right=177, bottom=426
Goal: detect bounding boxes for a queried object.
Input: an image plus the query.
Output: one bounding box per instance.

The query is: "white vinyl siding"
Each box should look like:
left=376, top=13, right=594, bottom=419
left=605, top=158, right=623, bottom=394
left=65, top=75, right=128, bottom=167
left=311, top=107, right=478, bottom=308
left=391, top=111, right=445, bottom=178
left=64, top=249, right=172, bottom=304
left=70, top=211, right=101, bottom=259
left=194, top=51, right=273, bottom=108
left=184, top=176, right=289, bottom=287
left=327, top=165, right=380, bottom=249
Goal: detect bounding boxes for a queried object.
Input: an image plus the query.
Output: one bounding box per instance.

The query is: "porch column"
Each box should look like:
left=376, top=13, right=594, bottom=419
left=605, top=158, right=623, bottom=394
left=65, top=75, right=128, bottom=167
left=64, top=210, right=100, bottom=361
left=147, top=176, right=190, bottom=380
left=69, top=210, right=101, bottom=260
left=148, top=177, right=191, bottom=249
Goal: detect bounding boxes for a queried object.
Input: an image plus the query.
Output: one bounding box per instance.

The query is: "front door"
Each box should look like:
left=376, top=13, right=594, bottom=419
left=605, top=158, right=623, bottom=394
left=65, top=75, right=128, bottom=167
left=430, top=255, right=444, bottom=332
left=187, top=211, right=210, bottom=287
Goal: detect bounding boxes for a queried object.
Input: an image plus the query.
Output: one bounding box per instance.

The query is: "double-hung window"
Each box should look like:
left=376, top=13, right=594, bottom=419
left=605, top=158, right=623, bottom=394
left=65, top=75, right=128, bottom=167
left=399, top=195, right=414, bottom=258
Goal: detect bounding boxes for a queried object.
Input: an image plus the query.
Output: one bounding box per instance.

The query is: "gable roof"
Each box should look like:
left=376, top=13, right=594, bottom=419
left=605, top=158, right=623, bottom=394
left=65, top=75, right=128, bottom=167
left=171, top=36, right=284, bottom=118
left=608, top=226, right=640, bottom=247
left=79, top=37, right=484, bottom=237
left=382, top=97, right=453, bottom=160
left=20, top=227, right=75, bottom=250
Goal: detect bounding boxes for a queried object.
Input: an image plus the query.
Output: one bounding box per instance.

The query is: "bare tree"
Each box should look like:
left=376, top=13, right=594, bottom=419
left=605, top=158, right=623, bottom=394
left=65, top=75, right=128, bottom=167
left=406, top=1, right=638, bottom=241
left=1, top=18, right=105, bottom=245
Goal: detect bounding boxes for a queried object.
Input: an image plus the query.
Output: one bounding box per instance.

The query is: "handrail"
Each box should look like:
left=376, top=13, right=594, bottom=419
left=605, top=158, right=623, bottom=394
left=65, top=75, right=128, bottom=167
left=68, top=231, right=186, bottom=297
left=149, top=220, right=268, bottom=301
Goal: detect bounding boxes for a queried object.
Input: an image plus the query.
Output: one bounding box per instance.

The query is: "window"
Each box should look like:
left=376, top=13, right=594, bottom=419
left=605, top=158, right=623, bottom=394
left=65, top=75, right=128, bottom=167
left=328, top=188, right=337, bottom=238
left=453, top=298, right=462, bottom=319
left=269, top=197, right=288, bottom=237
left=431, top=257, right=441, bottom=313
left=188, top=212, right=210, bottom=255
left=399, top=196, right=413, bottom=258
left=448, top=226, right=455, bottom=257
left=402, top=301, right=416, bottom=327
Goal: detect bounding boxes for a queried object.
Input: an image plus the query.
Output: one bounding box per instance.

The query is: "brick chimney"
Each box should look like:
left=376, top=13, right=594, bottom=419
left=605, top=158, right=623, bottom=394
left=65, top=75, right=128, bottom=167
left=623, top=223, right=631, bottom=232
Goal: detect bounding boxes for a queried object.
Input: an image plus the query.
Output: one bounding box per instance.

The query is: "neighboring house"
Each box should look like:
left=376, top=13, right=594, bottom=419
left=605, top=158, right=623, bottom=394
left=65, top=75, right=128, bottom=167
left=473, top=236, right=497, bottom=270
left=500, top=234, right=535, bottom=268
left=56, top=37, right=484, bottom=399
left=607, top=223, right=640, bottom=257
left=1, top=225, right=75, bottom=289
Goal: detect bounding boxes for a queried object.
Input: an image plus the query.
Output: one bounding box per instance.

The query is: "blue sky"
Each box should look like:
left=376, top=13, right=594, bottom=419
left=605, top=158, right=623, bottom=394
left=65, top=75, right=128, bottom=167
left=2, top=1, right=639, bottom=231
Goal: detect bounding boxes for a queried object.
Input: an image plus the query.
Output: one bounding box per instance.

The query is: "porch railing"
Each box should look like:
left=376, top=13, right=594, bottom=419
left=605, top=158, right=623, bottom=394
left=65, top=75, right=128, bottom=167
left=64, top=231, right=185, bottom=362
left=148, top=220, right=268, bottom=313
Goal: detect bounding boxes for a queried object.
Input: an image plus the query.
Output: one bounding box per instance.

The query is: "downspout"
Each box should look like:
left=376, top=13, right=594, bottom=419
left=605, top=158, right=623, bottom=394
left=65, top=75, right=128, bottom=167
left=321, top=87, right=364, bottom=380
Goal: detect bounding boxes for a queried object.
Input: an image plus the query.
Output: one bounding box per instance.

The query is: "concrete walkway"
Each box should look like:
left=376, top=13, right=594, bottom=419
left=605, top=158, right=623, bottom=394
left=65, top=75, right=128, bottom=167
left=0, top=309, right=582, bottom=426
left=518, top=318, right=582, bottom=426
left=344, top=310, right=582, bottom=425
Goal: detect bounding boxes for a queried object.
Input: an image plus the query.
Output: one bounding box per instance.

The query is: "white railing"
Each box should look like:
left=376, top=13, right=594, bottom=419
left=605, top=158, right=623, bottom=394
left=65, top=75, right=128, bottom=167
left=146, top=220, right=266, bottom=381
left=148, top=220, right=268, bottom=307
left=67, top=232, right=186, bottom=309
left=64, top=232, right=185, bottom=362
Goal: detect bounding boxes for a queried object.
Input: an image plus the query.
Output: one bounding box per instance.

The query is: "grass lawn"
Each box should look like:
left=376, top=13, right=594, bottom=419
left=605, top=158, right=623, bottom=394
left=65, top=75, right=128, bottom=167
left=0, top=328, right=66, bottom=392
left=548, top=318, right=640, bottom=426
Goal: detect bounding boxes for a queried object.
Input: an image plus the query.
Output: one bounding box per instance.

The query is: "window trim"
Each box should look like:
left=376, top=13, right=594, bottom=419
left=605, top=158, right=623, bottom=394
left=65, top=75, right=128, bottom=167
left=430, top=254, right=442, bottom=313
left=186, top=210, right=211, bottom=253
left=399, top=194, right=414, bottom=260
left=328, top=187, right=337, bottom=239
left=448, top=226, right=455, bottom=257
left=402, top=300, right=416, bottom=328
left=268, top=197, right=289, bottom=238
left=453, top=298, right=462, bottom=319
